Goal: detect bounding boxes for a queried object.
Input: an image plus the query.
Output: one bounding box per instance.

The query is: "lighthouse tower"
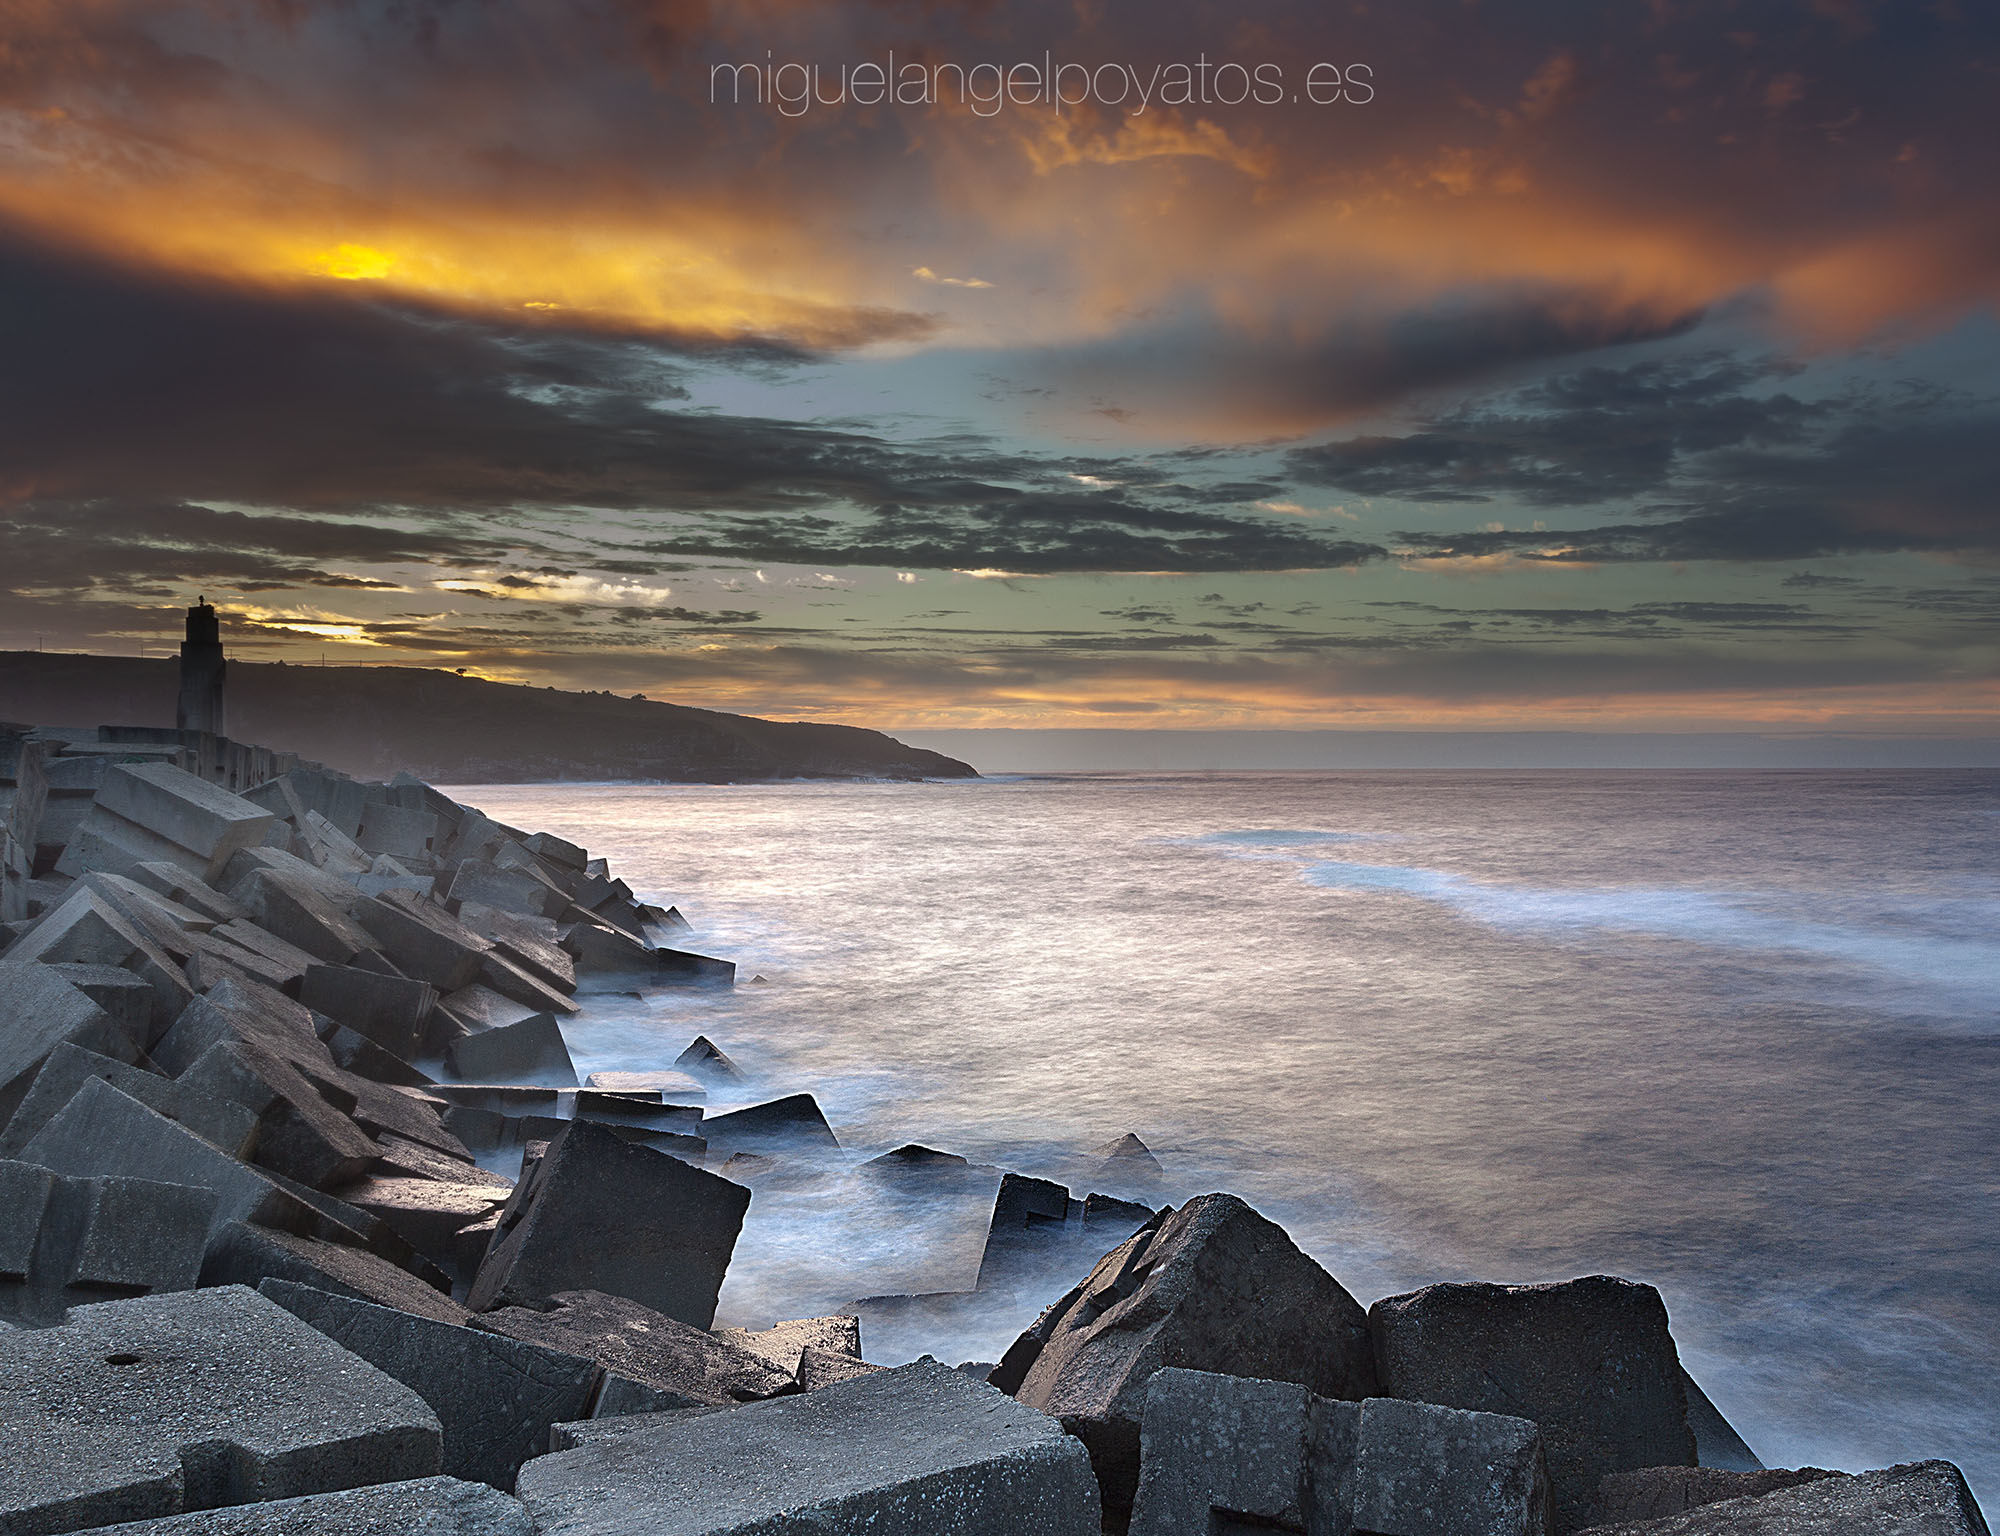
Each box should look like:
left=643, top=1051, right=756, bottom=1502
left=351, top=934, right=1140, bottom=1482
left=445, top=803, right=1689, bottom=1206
left=176, top=596, right=227, bottom=737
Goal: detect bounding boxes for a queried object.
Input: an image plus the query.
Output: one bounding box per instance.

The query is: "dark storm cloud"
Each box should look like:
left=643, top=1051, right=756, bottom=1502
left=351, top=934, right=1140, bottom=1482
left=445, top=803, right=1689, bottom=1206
left=1289, top=356, right=2000, bottom=563
left=0, top=224, right=1384, bottom=579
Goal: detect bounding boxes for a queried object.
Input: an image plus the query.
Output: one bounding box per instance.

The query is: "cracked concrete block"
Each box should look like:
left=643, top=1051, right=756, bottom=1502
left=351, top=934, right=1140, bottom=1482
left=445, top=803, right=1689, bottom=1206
left=0, top=1285, right=441, bottom=1533
left=514, top=1358, right=1101, bottom=1536
left=258, top=1281, right=599, bottom=1492
left=465, top=1120, right=747, bottom=1327
left=447, top=864, right=565, bottom=923
left=59, top=1476, right=531, bottom=1535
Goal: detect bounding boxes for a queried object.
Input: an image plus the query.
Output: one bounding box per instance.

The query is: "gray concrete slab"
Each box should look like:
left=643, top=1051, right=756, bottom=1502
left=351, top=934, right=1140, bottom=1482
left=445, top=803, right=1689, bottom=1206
left=0, top=1285, right=440, bottom=1533
left=258, top=1281, right=599, bottom=1491
left=1351, top=1395, right=1551, bottom=1536
left=201, top=1223, right=471, bottom=1327
left=442, top=1015, right=575, bottom=1087
left=1577, top=1460, right=1988, bottom=1536
left=514, top=1357, right=1101, bottom=1536
left=0, top=963, right=142, bottom=1125
left=59, top=1477, right=530, bottom=1535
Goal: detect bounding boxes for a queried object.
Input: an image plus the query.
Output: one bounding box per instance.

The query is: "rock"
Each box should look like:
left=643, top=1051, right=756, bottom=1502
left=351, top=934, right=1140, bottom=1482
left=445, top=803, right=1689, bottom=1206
left=673, top=1034, right=745, bottom=1082
left=1576, top=1460, right=1988, bottom=1536
left=863, top=1143, right=970, bottom=1173
left=466, top=1119, right=748, bottom=1326
left=1096, top=1132, right=1163, bottom=1173
left=0, top=1159, right=218, bottom=1326
left=0, top=962, right=146, bottom=1124
left=473, top=1288, right=795, bottom=1408
left=0, top=1043, right=259, bottom=1161
left=0, top=1286, right=442, bottom=1532
left=561, top=920, right=656, bottom=984
left=57, top=1476, right=532, bottom=1535
left=1352, top=1395, right=1553, bottom=1536
left=582, top=1069, right=706, bottom=1102
left=700, top=1093, right=837, bottom=1154
left=442, top=1014, right=576, bottom=1087
left=999, top=1192, right=1377, bottom=1527
left=1369, top=1276, right=1695, bottom=1534
left=201, top=1222, right=472, bottom=1327
left=513, top=1358, right=1101, bottom=1536
left=712, top=1315, right=863, bottom=1377
left=976, top=1174, right=1151, bottom=1292
left=1586, top=1466, right=1838, bottom=1528
left=652, top=948, right=735, bottom=984
left=258, top=1281, right=599, bottom=1492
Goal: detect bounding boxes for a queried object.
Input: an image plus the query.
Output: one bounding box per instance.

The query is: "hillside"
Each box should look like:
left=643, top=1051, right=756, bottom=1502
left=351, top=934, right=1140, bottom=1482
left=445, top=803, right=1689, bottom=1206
left=0, top=653, right=976, bottom=783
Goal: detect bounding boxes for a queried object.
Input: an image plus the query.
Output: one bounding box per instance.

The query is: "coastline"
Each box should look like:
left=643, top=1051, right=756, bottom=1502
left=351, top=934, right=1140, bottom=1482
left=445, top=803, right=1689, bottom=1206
left=0, top=728, right=1990, bottom=1535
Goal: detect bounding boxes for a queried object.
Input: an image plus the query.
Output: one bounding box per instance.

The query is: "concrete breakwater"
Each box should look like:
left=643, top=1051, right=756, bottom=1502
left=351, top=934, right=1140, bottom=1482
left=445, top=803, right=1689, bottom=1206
left=0, top=725, right=1989, bottom=1536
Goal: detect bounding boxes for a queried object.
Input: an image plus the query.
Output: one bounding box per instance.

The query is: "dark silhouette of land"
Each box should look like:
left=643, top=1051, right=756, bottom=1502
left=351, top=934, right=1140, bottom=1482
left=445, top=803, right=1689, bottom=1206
left=0, top=652, right=975, bottom=783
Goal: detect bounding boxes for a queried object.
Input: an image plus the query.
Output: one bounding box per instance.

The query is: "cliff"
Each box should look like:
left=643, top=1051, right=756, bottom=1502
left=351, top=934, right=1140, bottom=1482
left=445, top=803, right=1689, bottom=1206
left=0, top=652, right=975, bottom=783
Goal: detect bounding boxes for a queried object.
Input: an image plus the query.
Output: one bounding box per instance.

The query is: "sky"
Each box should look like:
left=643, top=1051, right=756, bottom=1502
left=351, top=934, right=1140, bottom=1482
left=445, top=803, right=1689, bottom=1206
left=1, top=0, right=1996, bottom=737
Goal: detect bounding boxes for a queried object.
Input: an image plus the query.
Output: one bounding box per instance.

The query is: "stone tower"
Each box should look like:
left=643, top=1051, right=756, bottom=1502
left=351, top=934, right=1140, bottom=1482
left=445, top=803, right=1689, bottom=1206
left=176, top=596, right=227, bottom=737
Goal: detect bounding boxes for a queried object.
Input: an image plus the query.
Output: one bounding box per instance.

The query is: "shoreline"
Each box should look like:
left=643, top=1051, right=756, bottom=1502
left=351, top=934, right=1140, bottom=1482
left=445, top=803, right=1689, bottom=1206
left=0, top=725, right=1989, bottom=1536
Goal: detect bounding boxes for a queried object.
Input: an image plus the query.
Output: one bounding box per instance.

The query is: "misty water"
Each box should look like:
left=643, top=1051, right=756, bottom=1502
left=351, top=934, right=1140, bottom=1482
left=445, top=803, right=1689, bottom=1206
left=458, top=770, right=2000, bottom=1504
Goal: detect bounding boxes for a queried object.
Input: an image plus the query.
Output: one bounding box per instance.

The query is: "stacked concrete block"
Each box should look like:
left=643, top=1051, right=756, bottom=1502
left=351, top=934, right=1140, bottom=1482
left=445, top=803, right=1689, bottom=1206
left=0, top=963, right=148, bottom=1123
left=513, top=1359, right=1102, bottom=1536
left=3, top=887, right=194, bottom=1032
left=0, top=1286, right=442, bottom=1532
left=0, top=1042, right=259, bottom=1160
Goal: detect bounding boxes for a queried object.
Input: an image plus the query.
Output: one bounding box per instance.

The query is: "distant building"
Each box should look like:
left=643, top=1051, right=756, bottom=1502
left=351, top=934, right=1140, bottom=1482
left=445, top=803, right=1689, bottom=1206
left=176, top=596, right=227, bottom=736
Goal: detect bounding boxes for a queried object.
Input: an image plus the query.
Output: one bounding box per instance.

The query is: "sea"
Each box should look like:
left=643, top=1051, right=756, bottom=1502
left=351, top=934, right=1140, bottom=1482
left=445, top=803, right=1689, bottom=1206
left=454, top=770, right=2000, bottom=1506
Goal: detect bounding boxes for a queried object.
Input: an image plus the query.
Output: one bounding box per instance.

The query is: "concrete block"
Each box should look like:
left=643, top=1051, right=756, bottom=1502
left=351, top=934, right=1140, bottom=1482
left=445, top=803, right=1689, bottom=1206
left=515, top=1358, right=1101, bottom=1536
left=232, top=869, right=373, bottom=965
left=701, top=1093, right=837, bottom=1154
left=300, top=965, right=436, bottom=1064
left=354, top=893, right=490, bottom=994
left=520, top=832, right=586, bottom=872
left=443, top=1015, right=576, bottom=1087
left=322, top=1025, right=434, bottom=1089
left=475, top=950, right=578, bottom=1016
left=797, top=1348, right=883, bottom=1391
left=328, top=1177, right=509, bottom=1279
left=4, top=887, right=193, bottom=1032
left=0, top=1286, right=441, bottom=1532
left=0, top=1158, right=219, bottom=1326
left=94, top=762, right=275, bottom=875
left=177, top=1041, right=380, bottom=1189
left=202, top=1222, right=471, bottom=1327
left=125, top=865, right=249, bottom=926
left=1128, top=1368, right=1335, bottom=1536
left=43, top=963, right=158, bottom=1045
left=453, top=904, right=575, bottom=994
left=573, top=1092, right=701, bottom=1135
left=561, top=920, right=654, bottom=983
left=57, top=809, right=211, bottom=885
left=218, top=847, right=364, bottom=915
left=1578, top=1460, right=1988, bottom=1536
left=354, top=803, right=439, bottom=863
left=1681, top=1366, right=1763, bottom=1472
left=1586, top=1466, right=1837, bottom=1527
left=652, top=948, right=735, bottom=985
left=258, top=1281, right=599, bottom=1492
left=448, top=863, right=566, bottom=922
left=713, top=1315, right=861, bottom=1378
left=21, top=1077, right=318, bottom=1239
left=1369, top=1275, right=1695, bottom=1534
left=583, top=1069, right=706, bottom=1102
left=673, top=1035, right=744, bottom=1083
left=473, top=1288, right=793, bottom=1410
left=58, top=1476, right=531, bottom=1535
left=0, top=961, right=144, bottom=1124
left=466, top=1120, right=748, bottom=1326
left=999, top=1193, right=1377, bottom=1527
left=0, top=1043, right=258, bottom=1161
left=1351, top=1395, right=1551, bottom=1536
left=438, top=985, right=538, bottom=1032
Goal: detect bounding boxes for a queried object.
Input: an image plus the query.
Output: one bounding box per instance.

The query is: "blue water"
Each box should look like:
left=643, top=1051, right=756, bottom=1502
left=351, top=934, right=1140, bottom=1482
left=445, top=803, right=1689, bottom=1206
left=457, top=770, right=2000, bottom=1504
